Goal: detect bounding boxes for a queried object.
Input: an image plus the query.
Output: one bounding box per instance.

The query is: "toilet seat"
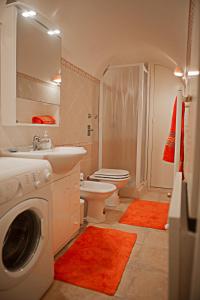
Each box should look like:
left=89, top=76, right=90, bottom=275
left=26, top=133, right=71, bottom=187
left=90, top=175, right=129, bottom=181
left=94, top=168, right=129, bottom=177
left=92, top=174, right=129, bottom=179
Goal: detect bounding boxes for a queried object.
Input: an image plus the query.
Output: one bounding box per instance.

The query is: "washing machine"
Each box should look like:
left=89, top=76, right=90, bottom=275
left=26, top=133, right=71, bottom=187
left=0, top=157, right=54, bottom=300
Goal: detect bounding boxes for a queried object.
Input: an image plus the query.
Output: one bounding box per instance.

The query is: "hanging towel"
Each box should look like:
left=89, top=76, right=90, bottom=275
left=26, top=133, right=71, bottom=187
left=163, top=97, right=185, bottom=172
left=32, top=115, right=56, bottom=124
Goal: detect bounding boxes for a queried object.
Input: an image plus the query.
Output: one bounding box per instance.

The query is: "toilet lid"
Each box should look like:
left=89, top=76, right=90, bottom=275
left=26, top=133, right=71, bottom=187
left=94, top=169, right=129, bottom=177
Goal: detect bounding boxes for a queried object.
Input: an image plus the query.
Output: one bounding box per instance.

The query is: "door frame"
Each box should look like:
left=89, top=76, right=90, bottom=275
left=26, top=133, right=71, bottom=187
left=147, top=64, right=183, bottom=189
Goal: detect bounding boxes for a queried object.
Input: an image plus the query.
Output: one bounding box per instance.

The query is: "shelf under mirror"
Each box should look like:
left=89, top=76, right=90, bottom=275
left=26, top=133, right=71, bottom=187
left=16, top=97, right=60, bottom=126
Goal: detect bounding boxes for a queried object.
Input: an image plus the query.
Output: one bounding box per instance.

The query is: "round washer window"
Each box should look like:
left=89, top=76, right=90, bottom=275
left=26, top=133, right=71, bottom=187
left=2, top=210, right=41, bottom=272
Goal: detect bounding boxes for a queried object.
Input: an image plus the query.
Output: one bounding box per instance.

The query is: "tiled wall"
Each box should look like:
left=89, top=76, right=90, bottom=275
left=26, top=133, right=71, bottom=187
left=0, top=59, right=100, bottom=177
left=59, top=59, right=100, bottom=177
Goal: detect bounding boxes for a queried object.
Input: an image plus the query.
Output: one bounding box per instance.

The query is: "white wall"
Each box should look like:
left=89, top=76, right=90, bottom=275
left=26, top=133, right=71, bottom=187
left=15, top=0, right=189, bottom=78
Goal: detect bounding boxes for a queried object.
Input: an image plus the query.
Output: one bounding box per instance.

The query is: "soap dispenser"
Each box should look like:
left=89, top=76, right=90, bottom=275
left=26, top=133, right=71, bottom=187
left=40, top=131, right=52, bottom=150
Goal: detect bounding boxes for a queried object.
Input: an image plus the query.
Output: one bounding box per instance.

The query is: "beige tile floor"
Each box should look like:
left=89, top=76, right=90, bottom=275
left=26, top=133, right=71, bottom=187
left=42, top=188, right=170, bottom=300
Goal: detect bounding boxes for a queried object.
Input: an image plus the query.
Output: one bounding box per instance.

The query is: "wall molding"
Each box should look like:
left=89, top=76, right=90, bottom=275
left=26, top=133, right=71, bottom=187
left=61, top=58, right=100, bottom=84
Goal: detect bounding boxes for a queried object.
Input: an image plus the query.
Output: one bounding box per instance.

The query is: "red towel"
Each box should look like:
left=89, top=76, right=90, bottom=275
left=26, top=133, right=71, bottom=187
left=32, top=115, right=56, bottom=124
left=163, top=97, right=185, bottom=172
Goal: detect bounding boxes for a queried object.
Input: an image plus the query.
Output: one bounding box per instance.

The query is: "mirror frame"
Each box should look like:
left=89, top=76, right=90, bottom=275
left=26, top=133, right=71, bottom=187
left=0, top=1, right=61, bottom=127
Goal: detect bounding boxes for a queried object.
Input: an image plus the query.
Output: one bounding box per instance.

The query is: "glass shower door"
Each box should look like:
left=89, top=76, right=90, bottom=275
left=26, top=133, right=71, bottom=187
left=100, top=63, right=148, bottom=193
left=101, top=65, right=139, bottom=188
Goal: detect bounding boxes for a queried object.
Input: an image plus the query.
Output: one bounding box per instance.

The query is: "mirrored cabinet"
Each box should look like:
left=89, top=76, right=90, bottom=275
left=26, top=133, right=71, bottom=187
left=0, top=2, right=61, bottom=126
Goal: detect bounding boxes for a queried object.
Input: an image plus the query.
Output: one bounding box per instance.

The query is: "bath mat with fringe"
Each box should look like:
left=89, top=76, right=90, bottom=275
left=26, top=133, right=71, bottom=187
left=119, top=199, right=169, bottom=230
left=54, top=226, right=137, bottom=295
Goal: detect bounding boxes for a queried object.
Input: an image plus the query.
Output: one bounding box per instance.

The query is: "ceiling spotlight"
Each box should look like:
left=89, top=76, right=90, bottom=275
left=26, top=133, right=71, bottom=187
left=21, top=10, right=37, bottom=18
left=47, top=29, right=61, bottom=36
left=188, top=70, right=200, bottom=77
left=174, top=66, right=184, bottom=77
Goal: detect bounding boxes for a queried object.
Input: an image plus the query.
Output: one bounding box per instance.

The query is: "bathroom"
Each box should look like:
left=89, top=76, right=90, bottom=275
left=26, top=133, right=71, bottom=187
left=0, top=0, right=200, bottom=299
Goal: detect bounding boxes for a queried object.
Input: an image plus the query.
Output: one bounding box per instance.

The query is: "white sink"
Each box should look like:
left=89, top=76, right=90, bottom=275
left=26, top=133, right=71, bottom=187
left=0, top=146, right=87, bottom=174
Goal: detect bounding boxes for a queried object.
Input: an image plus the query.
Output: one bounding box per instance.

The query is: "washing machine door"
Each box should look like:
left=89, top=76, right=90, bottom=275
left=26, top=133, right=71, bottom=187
left=0, top=198, right=50, bottom=290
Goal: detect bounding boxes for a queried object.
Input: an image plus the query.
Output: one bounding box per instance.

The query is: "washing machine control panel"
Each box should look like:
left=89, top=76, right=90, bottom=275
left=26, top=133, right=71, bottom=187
left=0, top=162, right=52, bottom=204
left=31, top=168, right=52, bottom=189
left=21, top=167, right=52, bottom=191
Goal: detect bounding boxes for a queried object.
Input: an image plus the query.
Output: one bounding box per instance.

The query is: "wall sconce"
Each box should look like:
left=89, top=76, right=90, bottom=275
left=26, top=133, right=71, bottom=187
left=174, top=66, right=184, bottom=77
left=52, top=74, right=61, bottom=84
left=188, top=70, right=200, bottom=77
left=47, top=29, right=61, bottom=36
left=21, top=10, right=37, bottom=18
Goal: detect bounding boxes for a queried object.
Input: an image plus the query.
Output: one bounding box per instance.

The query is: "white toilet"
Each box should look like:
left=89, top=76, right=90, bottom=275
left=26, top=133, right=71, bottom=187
left=90, top=169, right=130, bottom=206
left=80, top=180, right=116, bottom=223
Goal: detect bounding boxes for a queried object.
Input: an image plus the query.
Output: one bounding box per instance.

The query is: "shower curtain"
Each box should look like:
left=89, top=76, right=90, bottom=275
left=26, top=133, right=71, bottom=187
left=102, top=66, right=140, bottom=187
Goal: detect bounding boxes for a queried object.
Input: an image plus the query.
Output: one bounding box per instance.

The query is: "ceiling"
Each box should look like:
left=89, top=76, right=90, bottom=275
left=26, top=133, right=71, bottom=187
left=3, top=0, right=189, bottom=78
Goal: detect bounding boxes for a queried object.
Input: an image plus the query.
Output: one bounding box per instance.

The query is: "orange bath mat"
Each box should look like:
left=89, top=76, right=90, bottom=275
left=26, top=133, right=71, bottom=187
left=54, top=226, right=137, bottom=295
left=119, top=199, right=169, bottom=230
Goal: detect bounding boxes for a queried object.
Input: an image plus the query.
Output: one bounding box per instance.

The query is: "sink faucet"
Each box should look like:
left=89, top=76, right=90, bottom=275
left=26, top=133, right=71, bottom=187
left=32, top=135, right=41, bottom=151
left=33, top=132, right=53, bottom=151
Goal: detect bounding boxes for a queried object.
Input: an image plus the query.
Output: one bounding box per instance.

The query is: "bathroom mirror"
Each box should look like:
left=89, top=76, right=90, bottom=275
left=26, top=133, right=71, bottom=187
left=16, top=11, right=61, bottom=125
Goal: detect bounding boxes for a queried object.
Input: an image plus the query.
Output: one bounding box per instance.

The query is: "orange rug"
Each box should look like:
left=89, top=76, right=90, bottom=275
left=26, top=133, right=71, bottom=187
left=119, top=199, right=169, bottom=230
left=54, top=226, right=137, bottom=295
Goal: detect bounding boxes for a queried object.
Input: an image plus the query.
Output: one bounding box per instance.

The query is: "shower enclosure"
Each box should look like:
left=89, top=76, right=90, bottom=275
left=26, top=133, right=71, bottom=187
left=99, top=64, right=148, bottom=194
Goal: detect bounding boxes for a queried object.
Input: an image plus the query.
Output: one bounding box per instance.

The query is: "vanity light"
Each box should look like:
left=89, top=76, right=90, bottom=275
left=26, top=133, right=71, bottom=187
left=174, top=66, right=184, bottom=77
left=52, top=74, right=61, bottom=84
left=21, top=10, right=37, bottom=18
left=188, top=70, right=200, bottom=77
left=47, top=29, right=61, bottom=36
